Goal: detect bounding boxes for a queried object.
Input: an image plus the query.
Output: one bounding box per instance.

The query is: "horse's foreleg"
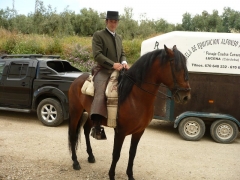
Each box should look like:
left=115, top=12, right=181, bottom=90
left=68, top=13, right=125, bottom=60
left=126, top=130, right=145, bottom=180
left=109, top=129, right=126, bottom=180
left=83, top=118, right=95, bottom=163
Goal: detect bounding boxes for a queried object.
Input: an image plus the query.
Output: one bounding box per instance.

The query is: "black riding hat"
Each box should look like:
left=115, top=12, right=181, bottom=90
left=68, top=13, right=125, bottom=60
left=105, top=11, right=120, bottom=20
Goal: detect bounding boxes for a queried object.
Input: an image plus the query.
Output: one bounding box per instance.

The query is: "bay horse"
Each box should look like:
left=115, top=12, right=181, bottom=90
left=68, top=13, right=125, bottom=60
left=68, top=45, right=191, bottom=180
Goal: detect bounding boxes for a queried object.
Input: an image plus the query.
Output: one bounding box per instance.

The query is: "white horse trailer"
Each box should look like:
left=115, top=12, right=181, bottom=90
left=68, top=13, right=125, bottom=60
left=142, top=31, right=240, bottom=143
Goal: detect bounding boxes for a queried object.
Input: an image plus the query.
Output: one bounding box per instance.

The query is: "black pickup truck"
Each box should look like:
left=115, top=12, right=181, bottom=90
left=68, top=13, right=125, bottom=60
left=0, top=54, right=83, bottom=126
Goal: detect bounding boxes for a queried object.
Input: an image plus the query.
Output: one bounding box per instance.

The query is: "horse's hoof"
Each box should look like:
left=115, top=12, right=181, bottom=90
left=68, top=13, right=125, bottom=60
left=73, top=162, right=81, bottom=170
left=88, top=156, right=95, bottom=163
left=128, top=176, right=135, bottom=180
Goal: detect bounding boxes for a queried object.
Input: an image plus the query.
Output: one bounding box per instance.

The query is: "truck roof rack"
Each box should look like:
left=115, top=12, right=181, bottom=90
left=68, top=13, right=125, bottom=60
left=0, top=54, right=61, bottom=59
left=42, top=55, right=60, bottom=59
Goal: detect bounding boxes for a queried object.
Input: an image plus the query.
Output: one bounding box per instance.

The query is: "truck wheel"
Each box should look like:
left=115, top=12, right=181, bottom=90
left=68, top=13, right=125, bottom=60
left=210, top=119, right=238, bottom=144
left=178, top=117, right=205, bottom=141
left=37, top=98, right=63, bottom=127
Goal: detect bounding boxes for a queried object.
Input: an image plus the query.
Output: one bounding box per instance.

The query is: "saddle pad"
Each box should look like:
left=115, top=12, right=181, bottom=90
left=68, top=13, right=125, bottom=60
left=105, top=70, right=119, bottom=98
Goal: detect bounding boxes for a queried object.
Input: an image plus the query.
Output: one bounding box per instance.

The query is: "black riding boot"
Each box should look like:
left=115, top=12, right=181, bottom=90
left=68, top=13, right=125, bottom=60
left=91, top=115, right=107, bottom=140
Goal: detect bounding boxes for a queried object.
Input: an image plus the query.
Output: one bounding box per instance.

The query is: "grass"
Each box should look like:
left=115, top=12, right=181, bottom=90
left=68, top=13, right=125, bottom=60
left=0, top=28, right=144, bottom=70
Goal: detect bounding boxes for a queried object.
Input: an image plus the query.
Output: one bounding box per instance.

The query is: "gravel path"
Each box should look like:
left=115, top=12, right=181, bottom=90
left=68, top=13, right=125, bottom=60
left=0, top=111, right=240, bottom=180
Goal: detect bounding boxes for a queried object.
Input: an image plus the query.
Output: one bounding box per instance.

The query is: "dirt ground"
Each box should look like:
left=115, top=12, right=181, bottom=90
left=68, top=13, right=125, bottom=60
left=0, top=110, right=240, bottom=180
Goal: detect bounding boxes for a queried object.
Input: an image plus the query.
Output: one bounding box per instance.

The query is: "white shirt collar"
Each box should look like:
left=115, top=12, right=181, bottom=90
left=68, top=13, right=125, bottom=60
left=106, top=27, right=115, bottom=36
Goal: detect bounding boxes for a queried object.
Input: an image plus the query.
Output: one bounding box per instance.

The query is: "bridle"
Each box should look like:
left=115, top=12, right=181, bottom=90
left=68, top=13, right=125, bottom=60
left=167, top=57, right=191, bottom=98
left=121, top=56, right=191, bottom=99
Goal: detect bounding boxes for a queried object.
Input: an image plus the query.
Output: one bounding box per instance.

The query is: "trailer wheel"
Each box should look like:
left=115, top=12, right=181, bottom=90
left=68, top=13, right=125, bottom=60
left=37, top=98, right=63, bottom=127
left=210, top=119, right=238, bottom=144
left=178, top=117, right=205, bottom=141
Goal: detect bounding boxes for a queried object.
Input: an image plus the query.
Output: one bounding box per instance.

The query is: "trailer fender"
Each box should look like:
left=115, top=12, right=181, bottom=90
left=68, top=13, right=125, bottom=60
left=174, top=111, right=240, bottom=128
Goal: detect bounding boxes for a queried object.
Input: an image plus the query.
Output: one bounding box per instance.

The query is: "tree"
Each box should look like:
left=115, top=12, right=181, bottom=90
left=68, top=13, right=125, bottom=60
left=222, top=7, right=240, bottom=32
left=137, top=19, right=156, bottom=38
left=207, top=10, right=223, bottom=32
left=154, top=18, right=174, bottom=33
left=14, top=14, right=34, bottom=34
left=0, top=7, right=17, bottom=31
left=117, top=7, right=139, bottom=40
left=175, top=23, right=184, bottom=31
left=33, top=0, right=46, bottom=34
left=1, top=4, right=239, bottom=37
left=0, top=9, right=10, bottom=29
left=74, top=8, right=101, bottom=36
left=59, top=8, right=75, bottom=35
left=182, top=12, right=192, bottom=31
left=41, top=6, right=60, bottom=35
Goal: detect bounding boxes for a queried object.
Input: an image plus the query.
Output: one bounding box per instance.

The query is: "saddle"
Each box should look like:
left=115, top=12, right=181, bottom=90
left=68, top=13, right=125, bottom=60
left=81, top=70, right=119, bottom=128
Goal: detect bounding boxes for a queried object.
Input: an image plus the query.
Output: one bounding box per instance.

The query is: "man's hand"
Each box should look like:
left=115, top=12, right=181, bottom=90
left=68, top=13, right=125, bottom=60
left=113, top=63, right=123, bottom=71
left=122, top=63, right=129, bottom=69
left=113, top=63, right=129, bottom=71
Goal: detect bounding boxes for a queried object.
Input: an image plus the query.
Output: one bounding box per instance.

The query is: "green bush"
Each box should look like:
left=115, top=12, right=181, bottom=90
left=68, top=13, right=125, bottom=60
left=65, top=43, right=96, bottom=72
left=11, top=39, right=44, bottom=54
left=45, top=38, right=63, bottom=55
left=123, top=39, right=143, bottom=64
left=2, top=38, right=17, bottom=54
left=0, top=29, right=144, bottom=70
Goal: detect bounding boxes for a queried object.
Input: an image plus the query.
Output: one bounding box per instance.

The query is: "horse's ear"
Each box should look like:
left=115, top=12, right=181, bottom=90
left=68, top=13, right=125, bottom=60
left=173, top=45, right=177, bottom=50
left=164, top=44, right=174, bottom=56
left=164, top=44, right=168, bottom=51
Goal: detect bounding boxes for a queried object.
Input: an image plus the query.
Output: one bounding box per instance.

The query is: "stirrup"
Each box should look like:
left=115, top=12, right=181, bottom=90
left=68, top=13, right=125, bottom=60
left=91, top=127, right=107, bottom=140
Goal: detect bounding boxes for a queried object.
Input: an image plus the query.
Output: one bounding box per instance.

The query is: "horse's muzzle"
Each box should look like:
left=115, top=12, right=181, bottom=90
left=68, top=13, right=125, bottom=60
left=174, top=89, right=191, bottom=104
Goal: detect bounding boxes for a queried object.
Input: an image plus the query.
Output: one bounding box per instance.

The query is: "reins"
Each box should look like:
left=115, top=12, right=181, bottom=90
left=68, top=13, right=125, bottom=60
left=122, top=71, right=173, bottom=99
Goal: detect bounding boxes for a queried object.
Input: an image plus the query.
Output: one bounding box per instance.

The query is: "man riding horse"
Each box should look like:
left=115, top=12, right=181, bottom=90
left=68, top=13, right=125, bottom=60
left=90, top=11, right=129, bottom=140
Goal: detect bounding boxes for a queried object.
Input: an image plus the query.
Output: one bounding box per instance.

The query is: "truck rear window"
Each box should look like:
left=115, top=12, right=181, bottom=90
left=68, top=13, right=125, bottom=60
left=47, top=61, right=80, bottom=73
left=47, top=61, right=64, bottom=72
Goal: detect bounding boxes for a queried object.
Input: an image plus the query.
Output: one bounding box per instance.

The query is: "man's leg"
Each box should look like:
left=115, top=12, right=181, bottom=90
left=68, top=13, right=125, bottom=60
left=91, top=114, right=107, bottom=140
left=90, top=68, right=112, bottom=140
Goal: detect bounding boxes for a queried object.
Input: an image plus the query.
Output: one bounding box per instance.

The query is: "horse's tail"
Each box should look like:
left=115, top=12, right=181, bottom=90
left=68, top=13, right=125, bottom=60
left=68, top=114, right=80, bottom=151
left=68, top=111, right=88, bottom=151
left=68, top=73, right=90, bottom=152
left=78, top=112, right=88, bottom=142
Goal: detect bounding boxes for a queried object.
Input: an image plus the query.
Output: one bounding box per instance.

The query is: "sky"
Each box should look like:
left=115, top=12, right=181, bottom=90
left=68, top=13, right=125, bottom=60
left=0, top=0, right=239, bottom=24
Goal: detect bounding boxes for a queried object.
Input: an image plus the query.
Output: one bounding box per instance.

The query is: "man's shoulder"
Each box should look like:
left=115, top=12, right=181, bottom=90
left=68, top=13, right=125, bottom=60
left=94, top=29, right=107, bottom=36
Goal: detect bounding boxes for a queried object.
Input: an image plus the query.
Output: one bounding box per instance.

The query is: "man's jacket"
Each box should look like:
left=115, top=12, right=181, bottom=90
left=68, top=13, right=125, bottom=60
left=92, top=29, right=126, bottom=69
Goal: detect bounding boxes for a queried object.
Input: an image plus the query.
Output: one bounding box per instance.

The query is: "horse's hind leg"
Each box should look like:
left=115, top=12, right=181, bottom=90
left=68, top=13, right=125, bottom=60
left=83, top=116, right=95, bottom=163
left=68, top=108, right=83, bottom=170
left=126, top=130, right=145, bottom=180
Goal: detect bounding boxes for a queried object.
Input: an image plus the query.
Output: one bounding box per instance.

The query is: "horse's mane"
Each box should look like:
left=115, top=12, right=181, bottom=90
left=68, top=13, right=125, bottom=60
left=118, top=48, right=187, bottom=104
